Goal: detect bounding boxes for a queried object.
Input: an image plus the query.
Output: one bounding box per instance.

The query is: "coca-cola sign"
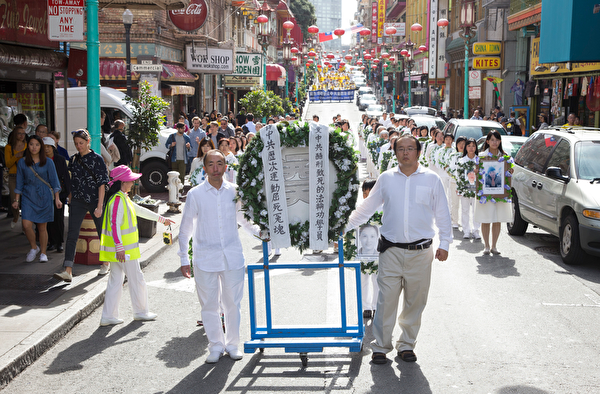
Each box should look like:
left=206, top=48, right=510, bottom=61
left=168, top=0, right=208, bottom=32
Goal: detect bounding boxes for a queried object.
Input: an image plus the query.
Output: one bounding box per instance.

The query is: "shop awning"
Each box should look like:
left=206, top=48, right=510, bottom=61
left=0, top=43, right=67, bottom=70
left=266, top=64, right=286, bottom=81
left=507, top=3, right=541, bottom=31
left=98, top=0, right=187, bottom=10
left=165, top=84, right=195, bottom=95
left=162, top=63, right=196, bottom=82
left=100, top=59, right=139, bottom=80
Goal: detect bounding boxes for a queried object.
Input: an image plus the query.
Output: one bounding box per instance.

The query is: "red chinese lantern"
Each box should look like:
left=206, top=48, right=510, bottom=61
left=385, top=26, right=397, bottom=36
left=308, top=50, right=317, bottom=57
left=334, top=28, right=345, bottom=37
left=360, top=66, right=365, bottom=70
left=339, top=61, right=346, bottom=67
left=344, top=54, right=353, bottom=61
left=383, top=63, right=389, bottom=68
left=364, top=53, right=372, bottom=60
left=308, top=25, right=319, bottom=34
left=400, top=49, right=409, bottom=57
left=389, top=56, right=396, bottom=62
left=373, top=58, right=380, bottom=64
left=291, top=47, right=299, bottom=54
left=317, top=64, right=322, bottom=69
left=411, top=22, right=423, bottom=32
left=283, top=20, right=294, bottom=31
left=381, top=52, right=390, bottom=59
left=419, top=44, right=427, bottom=52
left=437, top=18, right=449, bottom=27
left=359, top=28, right=371, bottom=37
left=371, top=64, right=377, bottom=69
left=256, top=14, right=268, bottom=24
left=291, top=56, right=298, bottom=62
left=326, top=52, right=335, bottom=59
left=356, top=60, right=363, bottom=66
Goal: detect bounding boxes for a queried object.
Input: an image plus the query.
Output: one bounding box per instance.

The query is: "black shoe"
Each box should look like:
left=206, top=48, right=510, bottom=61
left=47, top=244, right=56, bottom=251
left=57, top=245, right=64, bottom=253
left=362, top=310, right=372, bottom=319
left=398, top=350, right=417, bottom=362
left=372, top=352, right=388, bottom=364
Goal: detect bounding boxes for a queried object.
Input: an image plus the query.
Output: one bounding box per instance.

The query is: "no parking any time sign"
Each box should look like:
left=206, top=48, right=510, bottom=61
left=48, top=0, right=84, bottom=41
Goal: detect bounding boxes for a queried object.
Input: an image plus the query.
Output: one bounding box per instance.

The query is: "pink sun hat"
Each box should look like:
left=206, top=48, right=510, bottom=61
left=109, top=165, right=142, bottom=186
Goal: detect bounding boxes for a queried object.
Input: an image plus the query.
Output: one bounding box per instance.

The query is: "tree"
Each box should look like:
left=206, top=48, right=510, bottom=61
left=124, top=81, right=169, bottom=195
left=238, top=90, right=285, bottom=120
left=289, top=0, right=316, bottom=41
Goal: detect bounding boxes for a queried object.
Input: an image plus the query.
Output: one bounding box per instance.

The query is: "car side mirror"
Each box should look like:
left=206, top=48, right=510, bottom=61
left=545, top=166, right=570, bottom=183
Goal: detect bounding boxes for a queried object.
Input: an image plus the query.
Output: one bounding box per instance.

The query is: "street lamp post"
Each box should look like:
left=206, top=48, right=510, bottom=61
left=436, top=18, right=449, bottom=112
left=282, top=20, right=294, bottom=103
left=122, top=9, right=133, bottom=97
left=256, top=13, right=270, bottom=122
left=459, top=0, right=476, bottom=119
left=401, top=38, right=415, bottom=107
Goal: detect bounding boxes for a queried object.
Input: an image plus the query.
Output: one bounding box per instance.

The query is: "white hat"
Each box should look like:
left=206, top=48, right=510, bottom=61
left=42, top=137, right=56, bottom=148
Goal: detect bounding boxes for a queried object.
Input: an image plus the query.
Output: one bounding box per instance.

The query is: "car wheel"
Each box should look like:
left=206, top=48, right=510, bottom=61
left=507, top=191, right=528, bottom=235
left=560, top=213, right=587, bottom=265
left=140, top=160, right=169, bottom=193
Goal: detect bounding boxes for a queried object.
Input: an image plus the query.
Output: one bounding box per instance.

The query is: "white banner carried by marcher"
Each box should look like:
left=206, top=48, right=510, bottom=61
left=261, top=125, right=291, bottom=248
left=309, top=123, right=330, bottom=251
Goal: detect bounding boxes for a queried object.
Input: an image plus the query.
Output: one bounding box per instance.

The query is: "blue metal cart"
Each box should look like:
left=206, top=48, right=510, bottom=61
left=244, top=236, right=364, bottom=367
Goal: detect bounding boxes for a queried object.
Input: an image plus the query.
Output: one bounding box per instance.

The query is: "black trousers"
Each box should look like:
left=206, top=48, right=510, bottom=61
left=48, top=204, right=65, bottom=247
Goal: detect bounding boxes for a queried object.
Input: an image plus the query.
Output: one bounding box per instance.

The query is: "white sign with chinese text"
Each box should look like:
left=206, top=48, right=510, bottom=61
left=261, top=125, right=291, bottom=248
left=309, top=123, right=330, bottom=251
left=48, top=0, right=84, bottom=41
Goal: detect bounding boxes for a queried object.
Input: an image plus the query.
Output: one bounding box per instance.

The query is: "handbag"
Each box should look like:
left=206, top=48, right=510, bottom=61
left=28, top=166, right=54, bottom=200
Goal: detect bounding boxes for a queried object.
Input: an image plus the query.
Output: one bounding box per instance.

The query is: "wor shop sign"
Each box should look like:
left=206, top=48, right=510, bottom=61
left=186, top=45, right=233, bottom=74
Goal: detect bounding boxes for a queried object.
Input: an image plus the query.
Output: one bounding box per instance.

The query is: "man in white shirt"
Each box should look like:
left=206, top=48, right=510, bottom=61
left=244, top=113, right=256, bottom=135
left=346, top=135, right=452, bottom=365
left=470, top=110, right=482, bottom=120
left=380, top=112, right=393, bottom=128
left=178, top=150, right=258, bottom=364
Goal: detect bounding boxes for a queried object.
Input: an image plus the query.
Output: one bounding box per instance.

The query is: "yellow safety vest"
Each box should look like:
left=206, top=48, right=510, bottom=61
left=99, top=191, right=141, bottom=262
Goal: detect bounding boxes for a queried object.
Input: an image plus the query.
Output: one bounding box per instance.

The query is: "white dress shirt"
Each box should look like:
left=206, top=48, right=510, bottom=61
left=346, top=165, right=453, bottom=251
left=177, top=179, right=258, bottom=272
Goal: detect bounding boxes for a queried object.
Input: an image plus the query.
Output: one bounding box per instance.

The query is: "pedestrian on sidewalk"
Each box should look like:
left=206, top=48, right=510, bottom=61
left=43, top=137, right=71, bottom=252
left=345, top=135, right=452, bottom=365
left=98, top=165, right=174, bottom=326
left=5, top=126, right=27, bottom=228
left=54, top=129, right=110, bottom=283
left=177, top=149, right=260, bottom=364
left=12, top=135, right=62, bottom=263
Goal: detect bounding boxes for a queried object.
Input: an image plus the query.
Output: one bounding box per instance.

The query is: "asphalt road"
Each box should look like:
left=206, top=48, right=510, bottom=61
left=2, top=101, right=600, bottom=394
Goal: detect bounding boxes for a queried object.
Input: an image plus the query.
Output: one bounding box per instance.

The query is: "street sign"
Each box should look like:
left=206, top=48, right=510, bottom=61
left=131, top=64, right=163, bottom=72
left=469, top=70, right=481, bottom=86
left=473, top=57, right=501, bottom=70
left=473, top=42, right=502, bottom=55
left=469, top=86, right=481, bottom=99
left=48, top=0, right=84, bottom=41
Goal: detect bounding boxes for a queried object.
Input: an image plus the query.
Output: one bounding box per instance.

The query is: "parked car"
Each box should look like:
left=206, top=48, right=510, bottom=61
left=476, top=135, right=528, bottom=158
left=411, top=115, right=447, bottom=132
left=366, top=104, right=384, bottom=118
left=442, top=119, right=507, bottom=141
left=404, top=106, right=437, bottom=116
left=508, top=128, right=600, bottom=264
left=359, top=95, right=378, bottom=111
left=356, top=86, right=374, bottom=104
left=355, top=80, right=367, bottom=89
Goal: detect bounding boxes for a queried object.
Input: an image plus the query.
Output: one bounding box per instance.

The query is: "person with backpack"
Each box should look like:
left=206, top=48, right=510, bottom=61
left=110, top=120, right=133, bottom=166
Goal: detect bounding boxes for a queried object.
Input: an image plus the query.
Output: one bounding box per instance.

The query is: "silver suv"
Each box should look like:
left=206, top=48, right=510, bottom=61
left=509, top=128, right=600, bottom=264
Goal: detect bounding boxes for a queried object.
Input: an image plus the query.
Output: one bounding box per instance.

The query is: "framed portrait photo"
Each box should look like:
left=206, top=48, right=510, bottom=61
left=356, top=223, right=380, bottom=261
left=477, top=157, right=512, bottom=199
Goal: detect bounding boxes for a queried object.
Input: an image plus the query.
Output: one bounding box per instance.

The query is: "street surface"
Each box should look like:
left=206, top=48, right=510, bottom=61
left=2, top=102, right=600, bottom=393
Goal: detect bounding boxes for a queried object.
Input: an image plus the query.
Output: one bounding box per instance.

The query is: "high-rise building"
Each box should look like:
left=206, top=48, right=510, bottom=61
left=308, top=0, right=342, bottom=51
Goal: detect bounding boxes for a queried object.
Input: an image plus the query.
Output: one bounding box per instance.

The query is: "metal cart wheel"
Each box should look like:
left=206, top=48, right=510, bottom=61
left=300, top=352, right=308, bottom=367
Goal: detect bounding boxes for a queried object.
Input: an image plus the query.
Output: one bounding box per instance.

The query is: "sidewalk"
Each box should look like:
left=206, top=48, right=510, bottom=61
left=0, top=193, right=183, bottom=386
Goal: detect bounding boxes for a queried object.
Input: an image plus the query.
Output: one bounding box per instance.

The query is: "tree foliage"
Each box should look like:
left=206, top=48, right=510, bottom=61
left=238, top=90, right=285, bottom=120
left=290, top=0, right=317, bottom=40
left=123, top=80, right=169, bottom=194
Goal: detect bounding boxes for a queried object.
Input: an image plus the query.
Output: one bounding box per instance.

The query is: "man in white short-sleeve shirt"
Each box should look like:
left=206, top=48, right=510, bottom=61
left=346, top=135, right=452, bottom=365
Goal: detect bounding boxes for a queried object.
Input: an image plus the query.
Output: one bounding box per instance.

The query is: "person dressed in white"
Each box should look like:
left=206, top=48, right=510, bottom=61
left=380, top=112, right=393, bottom=128
left=99, top=166, right=175, bottom=326
left=358, top=180, right=381, bottom=319
left=345, top=135, right=452, bottom=365
left=456, top=138, right=481, bottom=239
left=178, top=149, right=259, bottom=364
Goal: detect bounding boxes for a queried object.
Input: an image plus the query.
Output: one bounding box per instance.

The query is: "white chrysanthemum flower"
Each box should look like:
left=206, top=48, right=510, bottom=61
left=258, top=172, right=264, bottom=180
left=251, top=179, right=257, bottom=187
left=251, top=158, right=258, bottom=166
left=239, top=191, right=244, bottom=197
left=260, top=210, right=268, bottom=217
left=335, top=211, right=342, bottom=218
left=340, top=197, right=347, bottom=204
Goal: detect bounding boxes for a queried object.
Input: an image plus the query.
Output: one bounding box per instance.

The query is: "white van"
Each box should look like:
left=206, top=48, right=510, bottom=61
left=55, top=87, right=172, bottom=192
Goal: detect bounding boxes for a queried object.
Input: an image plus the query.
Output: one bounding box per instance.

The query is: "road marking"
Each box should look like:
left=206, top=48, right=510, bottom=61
left=542, top=294, right=600, bottom=308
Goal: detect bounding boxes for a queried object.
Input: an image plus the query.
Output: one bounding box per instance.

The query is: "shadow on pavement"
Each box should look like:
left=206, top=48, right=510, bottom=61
left=475, top=255, right=520, bottom=278
left=156, top=328, right=207, bottom=369
left=496, top=385, right=550, bottom=394
left=44, top=321, right=148, bottom=374
left=165, top=359, right=233, bottom=394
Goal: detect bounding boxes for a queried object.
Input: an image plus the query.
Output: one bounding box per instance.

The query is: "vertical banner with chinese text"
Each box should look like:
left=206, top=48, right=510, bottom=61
left=309, top=123, right=330, bottom=251
left=377, top=0, right=385, bottom=45
left=429, top=0, right=438, bottom=80
left=261, top=125, right=291, bottom=248
left=371, top=2, right=378, bottom=44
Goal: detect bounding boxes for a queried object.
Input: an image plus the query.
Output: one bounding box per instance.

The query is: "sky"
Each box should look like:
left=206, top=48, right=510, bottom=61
left=341, top=0, right=358, bottom=45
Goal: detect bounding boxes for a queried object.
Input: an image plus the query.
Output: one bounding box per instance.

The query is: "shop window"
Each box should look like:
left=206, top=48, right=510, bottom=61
left=0, top=82, right=47, bottom=144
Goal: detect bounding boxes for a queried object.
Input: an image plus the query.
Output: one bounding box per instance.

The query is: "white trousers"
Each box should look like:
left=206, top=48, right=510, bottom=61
left=460, top=196, right=480, bottom=235
left=101, top=259, right=149, bottom=320
left=361, top=272, right=379, bottom=311
left=371, top=246, right=433, bottom=354
left=194, top=267, right=245, bottom=354
left=449, top=179, right=460, bottom=226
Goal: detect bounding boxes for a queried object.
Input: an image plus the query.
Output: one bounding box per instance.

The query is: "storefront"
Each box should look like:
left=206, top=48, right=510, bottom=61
left=0, top=0, right=67, bottom=141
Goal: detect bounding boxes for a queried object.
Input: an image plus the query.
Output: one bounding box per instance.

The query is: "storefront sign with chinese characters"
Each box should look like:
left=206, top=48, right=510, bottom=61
left=231, top=53, right=263, bottom=77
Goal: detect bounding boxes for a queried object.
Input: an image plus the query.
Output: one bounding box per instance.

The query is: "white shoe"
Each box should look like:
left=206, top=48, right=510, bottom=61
left=483, top=248, right=490, bottom=255
left=452, top=223, right=460, bottom=229
left=100, top=317, right=124, bottom=326
left=53, top=270, right=73, bottom=282
left=227, top=348, right=243, bottom=361
left=472, top=231, right=481, bottom=240
left=133, top=312, right=158, bottom=321
left=26, top=247, right=40, bottom=262
left=98, top=264, right=110, bottom=276
left=274, top=248, right=281, bottom=256
left=10, top=219, right=19, bottom=229
left=205, top=351, right=223, bottom=364
left=39, top=253, right=48, bottom=263
left=463, top=232, right=471, bottom=239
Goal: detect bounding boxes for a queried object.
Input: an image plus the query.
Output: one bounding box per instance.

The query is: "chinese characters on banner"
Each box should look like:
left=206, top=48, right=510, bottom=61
left=371, top=2, right=378, bottom=44
left=261, top=125, right=291, bottom=248
left=377, top=0, right=385, bottom=44
left=309, top=123, right=330, bottom=251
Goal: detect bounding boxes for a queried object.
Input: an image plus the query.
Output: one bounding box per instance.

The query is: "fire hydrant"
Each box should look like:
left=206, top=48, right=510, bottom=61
left=166, top=171, right=183, bottom=212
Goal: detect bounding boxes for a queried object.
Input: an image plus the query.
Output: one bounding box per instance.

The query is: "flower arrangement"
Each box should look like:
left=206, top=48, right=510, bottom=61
left=343, top=212, right=382, bottom=274
left=476, top=152, right=514, bottom=204
left=380, top=151, right=397, bottom=174
left=455, top=158, right=478, bottom=198
left=236, top=121, right=360, bottom=253
left=368, top=139, right=387, bottom=167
